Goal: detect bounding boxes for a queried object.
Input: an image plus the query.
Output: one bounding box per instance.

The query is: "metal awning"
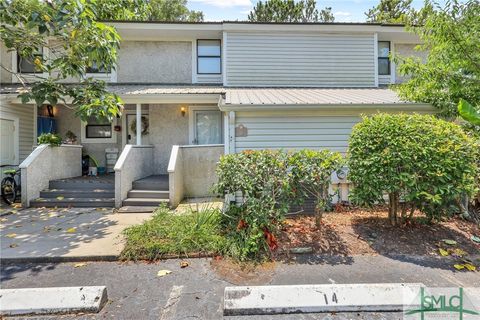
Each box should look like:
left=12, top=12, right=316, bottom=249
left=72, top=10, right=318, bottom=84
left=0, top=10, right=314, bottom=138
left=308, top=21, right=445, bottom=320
left=219, top=88, right=432, bottom=111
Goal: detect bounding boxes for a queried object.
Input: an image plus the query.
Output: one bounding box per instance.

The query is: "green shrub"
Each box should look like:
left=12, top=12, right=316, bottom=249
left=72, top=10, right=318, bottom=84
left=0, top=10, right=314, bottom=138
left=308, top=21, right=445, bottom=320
left=37, top=133, right=62, bottom=146
left=215, top=150, right=293, bottom=261
left=289, top=149, right=344, bottom=227
left=215, top=149, right=343, bottom=261
left=121, top=205, right=226, bottom=260
left=348, top=113, right=478, bottom=225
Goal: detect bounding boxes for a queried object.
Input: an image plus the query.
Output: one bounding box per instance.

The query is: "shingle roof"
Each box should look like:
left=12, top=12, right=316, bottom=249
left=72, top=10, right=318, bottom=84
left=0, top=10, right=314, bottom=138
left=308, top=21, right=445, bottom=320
left=223, top=88, right=408, bottom=106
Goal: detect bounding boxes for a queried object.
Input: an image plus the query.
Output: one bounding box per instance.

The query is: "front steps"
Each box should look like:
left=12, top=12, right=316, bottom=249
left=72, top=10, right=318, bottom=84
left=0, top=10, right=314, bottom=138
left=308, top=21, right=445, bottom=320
left=122, top=175, right=169, bottom=207
left=30, top=176, right=115, bottom=208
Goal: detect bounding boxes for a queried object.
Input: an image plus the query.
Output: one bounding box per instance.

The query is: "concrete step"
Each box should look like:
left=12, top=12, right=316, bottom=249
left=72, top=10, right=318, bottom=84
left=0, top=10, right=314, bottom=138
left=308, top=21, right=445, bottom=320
left=132, top=175, right=169, bottom=191
left=49, top=180, right=114, bottom=191
left=40, top=189, right=115, bottom=198
left=127, top=190, right=169, bottom=199
left=30, top=197, right=115, bottom=208
left=122, top=198, right=169, bottom=207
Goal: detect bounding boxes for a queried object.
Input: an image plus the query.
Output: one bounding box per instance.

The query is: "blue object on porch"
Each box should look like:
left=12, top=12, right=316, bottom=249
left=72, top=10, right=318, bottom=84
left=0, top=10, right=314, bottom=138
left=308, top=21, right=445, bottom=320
left=37, top=117, right=57, bottom=135
left=97, top=167, right=106, bottom=175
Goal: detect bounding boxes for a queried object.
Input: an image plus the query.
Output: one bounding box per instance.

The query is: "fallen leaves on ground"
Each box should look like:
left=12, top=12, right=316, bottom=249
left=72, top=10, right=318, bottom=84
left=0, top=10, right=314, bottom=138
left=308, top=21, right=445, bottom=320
left=5, top=233, right=17, bottom=238
left=157, top=270, right=172, bottom=277
left=442, top=239, right=457, bottom=245
left=56, top=196, right=64, bottom=200
left=66, top=227, right=77, bottom=233
left=180, top=261, right=189, bottom=268
left=9, top=243, right=18, bottom=248
left=74, top=262, right=88, bottom=268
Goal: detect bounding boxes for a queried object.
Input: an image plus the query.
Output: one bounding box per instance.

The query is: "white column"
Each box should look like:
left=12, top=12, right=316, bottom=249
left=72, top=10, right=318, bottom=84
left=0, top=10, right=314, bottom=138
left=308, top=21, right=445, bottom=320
left=228, top=111, right=235, bottom=154
left=136, top=103, right=142, bottom=145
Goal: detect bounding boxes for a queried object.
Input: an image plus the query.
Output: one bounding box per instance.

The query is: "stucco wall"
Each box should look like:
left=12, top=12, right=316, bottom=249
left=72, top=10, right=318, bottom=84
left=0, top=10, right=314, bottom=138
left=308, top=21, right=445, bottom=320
left=55, top=105, right=122, bottom=167
left=117, top=41, right=192, bottom=83
left=182, top=145, right=223, bottom=197
left=394, top=43, right=428, bottom=83
left=20, top=144, right=82, bottom=207
left=149, top=105, right=189, bottom=174
left=114, top=145, right=154, bottom=207
left=1, top=42, right=12, bottom=84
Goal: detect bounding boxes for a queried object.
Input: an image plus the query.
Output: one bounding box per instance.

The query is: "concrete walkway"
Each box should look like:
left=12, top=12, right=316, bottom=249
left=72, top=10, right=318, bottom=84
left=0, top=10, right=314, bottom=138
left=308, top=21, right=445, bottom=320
left=0, top=207, right=153, bottom=262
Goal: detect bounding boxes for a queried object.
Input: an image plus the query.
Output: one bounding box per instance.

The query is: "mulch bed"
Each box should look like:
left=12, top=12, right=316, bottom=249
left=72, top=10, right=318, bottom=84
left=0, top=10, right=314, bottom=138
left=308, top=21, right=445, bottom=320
left=276, top=206, right=480, bottom=258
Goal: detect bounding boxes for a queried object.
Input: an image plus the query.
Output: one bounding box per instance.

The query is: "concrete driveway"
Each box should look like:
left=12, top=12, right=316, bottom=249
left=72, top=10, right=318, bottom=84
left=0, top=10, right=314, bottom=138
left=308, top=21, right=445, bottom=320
left=0, top=207, right=153, bottom=261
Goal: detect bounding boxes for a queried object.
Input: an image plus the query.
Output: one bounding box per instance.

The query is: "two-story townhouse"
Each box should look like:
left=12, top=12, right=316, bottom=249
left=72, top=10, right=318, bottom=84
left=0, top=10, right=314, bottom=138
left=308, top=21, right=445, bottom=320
left=0, top=21, right=434, bottom=209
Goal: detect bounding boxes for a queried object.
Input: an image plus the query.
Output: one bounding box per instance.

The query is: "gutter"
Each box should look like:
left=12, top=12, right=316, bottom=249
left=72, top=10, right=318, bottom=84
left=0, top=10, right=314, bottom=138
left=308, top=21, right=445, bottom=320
left=218, top=101, right=434, bottom=112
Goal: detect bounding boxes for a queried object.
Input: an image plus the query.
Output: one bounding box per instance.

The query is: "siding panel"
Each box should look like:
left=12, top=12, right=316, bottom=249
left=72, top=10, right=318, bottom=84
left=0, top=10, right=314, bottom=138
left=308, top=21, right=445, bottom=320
left=0, top=103, right=34, bottom=164
left=235, top=112, right=360, bottom=153
left=226, top=33, right=375, bottom=87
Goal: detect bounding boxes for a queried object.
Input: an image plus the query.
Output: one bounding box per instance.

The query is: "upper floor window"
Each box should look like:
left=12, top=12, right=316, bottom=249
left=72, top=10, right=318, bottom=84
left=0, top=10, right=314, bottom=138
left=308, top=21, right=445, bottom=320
left=378, top=41, right=391, bottom=75
left=17, top=48, right=43, bottom=73
left=86, top=62, right=110, bottom=74
left=197, top=40, right=221, bottom=74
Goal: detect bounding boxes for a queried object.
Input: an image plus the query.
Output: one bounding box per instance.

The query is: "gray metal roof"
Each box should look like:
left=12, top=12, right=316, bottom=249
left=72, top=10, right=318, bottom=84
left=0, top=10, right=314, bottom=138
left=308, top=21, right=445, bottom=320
left=2, top=84, right=424, bottom=107
left=223, top=88, right=409, bottom=106
left=0, top=84, right=225, bottom=95
left=109, top=84, right=225, bottom=95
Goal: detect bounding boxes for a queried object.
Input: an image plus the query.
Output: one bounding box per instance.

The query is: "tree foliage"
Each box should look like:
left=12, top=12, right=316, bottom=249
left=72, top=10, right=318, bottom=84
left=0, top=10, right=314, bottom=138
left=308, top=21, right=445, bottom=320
left=149, top=0, right=203, bottom=22
left=395, top=0, right=480, bottom=119
left=365, top=0, right=414, bottom=23
left=95, top=0, right=204, bottom=22
left=365, top=0, right=433, bottom=24
left=1, top=0, right=123, bottom=121
left=348, top=114, right=478, bottom=226
left=248, top=0, right=335, bottom=23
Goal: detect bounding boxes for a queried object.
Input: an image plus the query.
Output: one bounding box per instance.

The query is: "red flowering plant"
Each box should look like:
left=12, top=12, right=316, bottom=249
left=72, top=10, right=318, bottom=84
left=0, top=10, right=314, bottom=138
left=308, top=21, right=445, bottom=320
left=214, top=149, right=343, bottom=261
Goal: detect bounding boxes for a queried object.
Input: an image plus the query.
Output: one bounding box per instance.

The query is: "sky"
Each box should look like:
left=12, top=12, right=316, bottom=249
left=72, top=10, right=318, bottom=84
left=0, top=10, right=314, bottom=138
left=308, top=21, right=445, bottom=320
left=187, top=0, right=431, bottom=22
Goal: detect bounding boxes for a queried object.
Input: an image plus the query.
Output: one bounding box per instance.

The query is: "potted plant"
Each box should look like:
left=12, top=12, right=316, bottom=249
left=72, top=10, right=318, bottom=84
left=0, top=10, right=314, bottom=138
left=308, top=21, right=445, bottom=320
left=64, top=130, right=77, bottom=144
left=37, top=133, right=62, bottom=146
left=88, top=155, right=100, bottom=176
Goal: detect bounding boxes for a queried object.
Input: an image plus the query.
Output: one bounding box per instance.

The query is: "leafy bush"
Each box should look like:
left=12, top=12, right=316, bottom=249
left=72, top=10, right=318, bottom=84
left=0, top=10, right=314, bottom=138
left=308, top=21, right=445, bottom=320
left=289, top=149, right=344, bottom=227
left=121, top=205, right=226, bottom=260
left=348, top=113, right=478, bottom=225
left=215, top=150, right=293, bottom=261
left=37, top=133, right=62, bottom=146
left=215, top=149, right=343, bottom=261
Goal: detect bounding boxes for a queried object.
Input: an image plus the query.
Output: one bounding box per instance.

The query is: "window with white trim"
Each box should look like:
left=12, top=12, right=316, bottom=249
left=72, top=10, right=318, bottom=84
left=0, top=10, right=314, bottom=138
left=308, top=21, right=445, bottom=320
left=17, top=48, right=43, bottom=73
left=378, top=41, right=391, bottom=75
left=197, top=40, right=221, bottom=74
left=81, top=117, right=116, bottom=143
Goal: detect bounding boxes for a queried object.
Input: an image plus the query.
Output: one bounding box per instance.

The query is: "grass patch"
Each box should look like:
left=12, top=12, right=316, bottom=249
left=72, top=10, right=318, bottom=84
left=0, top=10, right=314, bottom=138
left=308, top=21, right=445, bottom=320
left=121, top=205, right=227, bottom=260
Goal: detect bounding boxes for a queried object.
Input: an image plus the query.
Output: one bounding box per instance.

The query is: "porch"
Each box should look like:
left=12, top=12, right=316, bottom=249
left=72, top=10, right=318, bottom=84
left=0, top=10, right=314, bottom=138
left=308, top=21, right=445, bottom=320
left=19, top=95, right=226, bottom=209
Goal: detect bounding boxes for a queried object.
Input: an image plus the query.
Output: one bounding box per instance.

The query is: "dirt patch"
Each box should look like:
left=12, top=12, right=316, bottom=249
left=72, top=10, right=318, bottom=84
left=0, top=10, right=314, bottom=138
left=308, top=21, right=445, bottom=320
left=276, top=207, right=480, bottom=258
left=210, top=257, right=276, bottom=285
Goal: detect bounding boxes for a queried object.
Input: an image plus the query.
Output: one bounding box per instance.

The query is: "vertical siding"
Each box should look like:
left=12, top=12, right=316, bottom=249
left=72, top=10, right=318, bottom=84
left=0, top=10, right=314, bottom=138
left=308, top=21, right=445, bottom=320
left=0, top=103, right=34, bottom=163
left=235, top=112, right=361, bottom=153
left=226, top=32, right=375, bottom=87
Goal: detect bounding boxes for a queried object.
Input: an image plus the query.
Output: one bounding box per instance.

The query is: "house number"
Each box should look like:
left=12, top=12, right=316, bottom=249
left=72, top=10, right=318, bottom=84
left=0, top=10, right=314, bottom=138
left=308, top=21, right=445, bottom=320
left=323, top=292, right=338, bottom=305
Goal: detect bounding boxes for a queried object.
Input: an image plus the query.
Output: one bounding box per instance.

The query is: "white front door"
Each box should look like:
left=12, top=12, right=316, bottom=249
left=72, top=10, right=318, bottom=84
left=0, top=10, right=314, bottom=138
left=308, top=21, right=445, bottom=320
left=0, top=118, right=16, bottom=165
left=193, top=110, right=223, bottom=144
left=126, top=114, right=150, bottom=145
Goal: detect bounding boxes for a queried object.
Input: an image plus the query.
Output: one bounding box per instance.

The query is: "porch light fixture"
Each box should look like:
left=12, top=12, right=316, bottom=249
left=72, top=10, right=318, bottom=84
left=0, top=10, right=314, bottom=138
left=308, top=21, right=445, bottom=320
left=181, top=106, right=186, bottom=117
